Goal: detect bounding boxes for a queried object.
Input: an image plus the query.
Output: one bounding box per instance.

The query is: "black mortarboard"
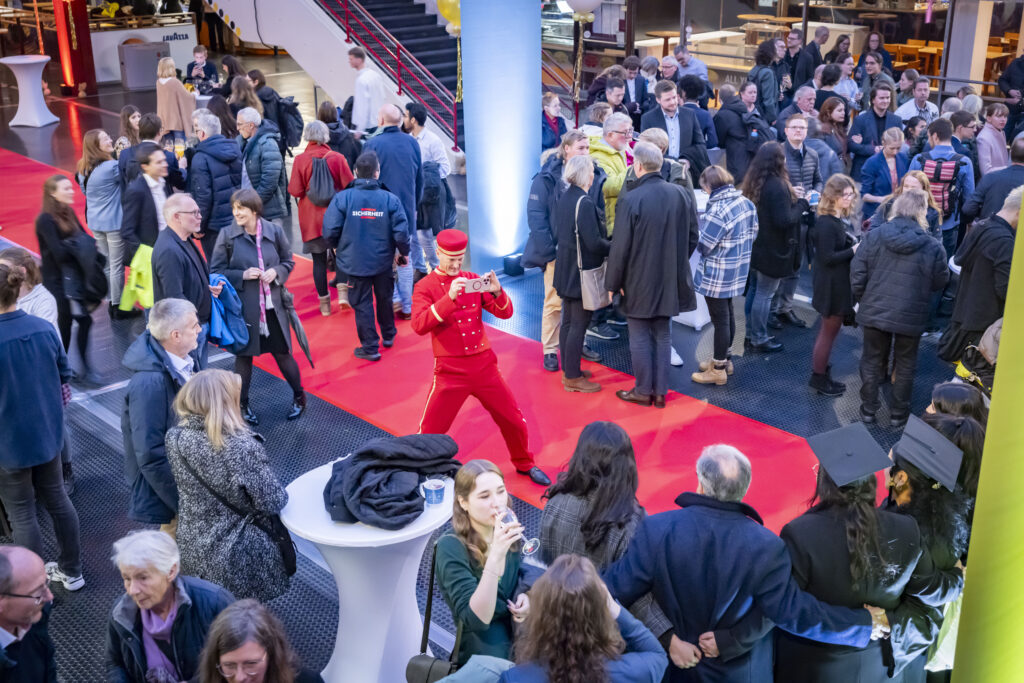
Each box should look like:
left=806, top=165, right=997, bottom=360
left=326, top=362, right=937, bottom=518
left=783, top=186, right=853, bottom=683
left=894, top=414, right=963, bottom=492
left=806, top=422, right=891, bottom=487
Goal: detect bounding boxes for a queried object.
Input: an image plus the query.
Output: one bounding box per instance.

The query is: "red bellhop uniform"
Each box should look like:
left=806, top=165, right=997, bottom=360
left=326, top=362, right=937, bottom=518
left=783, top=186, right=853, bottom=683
left=411, top=265, right=536, bottom=472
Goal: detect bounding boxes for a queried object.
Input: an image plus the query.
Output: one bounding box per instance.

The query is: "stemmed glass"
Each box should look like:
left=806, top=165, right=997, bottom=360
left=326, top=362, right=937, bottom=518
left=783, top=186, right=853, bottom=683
left=498, top=508, right=539, bottom=556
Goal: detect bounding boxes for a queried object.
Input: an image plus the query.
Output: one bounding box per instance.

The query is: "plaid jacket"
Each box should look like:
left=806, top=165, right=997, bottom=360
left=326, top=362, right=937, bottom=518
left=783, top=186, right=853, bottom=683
left=694, top=186, right=759, bottom=298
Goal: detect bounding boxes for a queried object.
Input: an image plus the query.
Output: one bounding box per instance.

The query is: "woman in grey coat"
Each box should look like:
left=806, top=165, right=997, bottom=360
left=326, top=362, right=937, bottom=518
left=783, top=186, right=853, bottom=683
left=165, top=368, right=290, bottom=602
left=210, top=188, right=304, bottom=425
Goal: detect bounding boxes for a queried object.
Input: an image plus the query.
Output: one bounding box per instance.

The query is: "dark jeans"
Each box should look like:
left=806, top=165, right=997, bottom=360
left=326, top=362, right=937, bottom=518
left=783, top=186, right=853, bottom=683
left=744, top=270, right=784, bottom=344
left=559, top=296, right=593, bottom=379
left=812, top=315, right=844, bottom=374
left=0, top=456, right=82, bottom=576
left=349, top=271, right=397, bottom=352
left=705, top=296, right=735, bottom=360
left=627, top=316, right=670, bottom=396
left=859, top=325, right=921, bottom=418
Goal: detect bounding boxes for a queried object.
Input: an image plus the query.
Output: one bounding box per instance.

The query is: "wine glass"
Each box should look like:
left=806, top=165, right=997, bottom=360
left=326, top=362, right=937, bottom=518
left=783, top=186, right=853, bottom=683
left=498, top=508, right=539, bottom=556
left=174, top=138, right=186, bottom=160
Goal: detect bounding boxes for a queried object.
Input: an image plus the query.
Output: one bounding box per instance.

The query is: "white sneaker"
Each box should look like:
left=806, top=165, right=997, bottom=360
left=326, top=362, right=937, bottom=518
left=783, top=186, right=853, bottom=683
left=670, top=347, right=684, bottom=367
left=45, top=561, right=85, bottom=591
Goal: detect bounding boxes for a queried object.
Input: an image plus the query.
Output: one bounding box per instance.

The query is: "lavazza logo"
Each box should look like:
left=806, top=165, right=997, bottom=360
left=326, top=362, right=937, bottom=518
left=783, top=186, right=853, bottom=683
left=162, top=32, right=191, bottom=41
left=352, top=208, right=385, bottom=218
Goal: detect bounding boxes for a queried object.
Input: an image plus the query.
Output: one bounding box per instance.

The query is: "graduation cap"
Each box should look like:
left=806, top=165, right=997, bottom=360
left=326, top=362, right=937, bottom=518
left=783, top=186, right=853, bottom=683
left=894, top=414, right=964, bottom=492
left=806, top=422, right=891, bottom=487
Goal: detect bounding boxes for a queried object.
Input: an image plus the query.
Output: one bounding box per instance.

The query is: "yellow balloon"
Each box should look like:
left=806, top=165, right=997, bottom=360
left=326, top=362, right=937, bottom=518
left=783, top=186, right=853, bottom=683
left=438, top=0, right=460, bottom=26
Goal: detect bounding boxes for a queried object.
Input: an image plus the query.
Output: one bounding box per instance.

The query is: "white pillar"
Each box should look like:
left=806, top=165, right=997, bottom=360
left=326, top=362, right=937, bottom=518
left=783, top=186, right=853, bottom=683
left=461, top=0, right=541, bottom=271
left=944, top=0, right=993, bottom=92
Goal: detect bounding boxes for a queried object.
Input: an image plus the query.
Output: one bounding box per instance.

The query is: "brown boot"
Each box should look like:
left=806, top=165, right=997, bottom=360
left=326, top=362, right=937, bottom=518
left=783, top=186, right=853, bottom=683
left=337, top=284, right=352, bottom=311
left=699, top=359, right=734, bottom=375
left=691, top=360, right=728, bottom=385
left=563, top=374, right=601, bottom=393
left=318, top=295, right=331, bottom=317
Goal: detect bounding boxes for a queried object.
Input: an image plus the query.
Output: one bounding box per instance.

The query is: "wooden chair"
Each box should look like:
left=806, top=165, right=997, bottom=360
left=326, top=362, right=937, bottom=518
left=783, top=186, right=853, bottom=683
left=898, top=45, right=920, bottom=63
left=927, top=40, right=944, bottom=47
left=907, top=38, right=927, bottom=46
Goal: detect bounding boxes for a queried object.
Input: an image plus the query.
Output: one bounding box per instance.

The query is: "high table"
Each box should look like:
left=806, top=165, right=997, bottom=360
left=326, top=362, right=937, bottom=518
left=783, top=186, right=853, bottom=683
left=0, top=55, right=58, bottom=127
left=280, top=463, right=454, bottom=683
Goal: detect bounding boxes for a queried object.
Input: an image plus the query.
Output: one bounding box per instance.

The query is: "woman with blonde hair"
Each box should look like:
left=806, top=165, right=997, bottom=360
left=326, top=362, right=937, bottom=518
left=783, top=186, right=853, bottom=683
left=156, top=57, right=196, bottom=143
left=499, top=554, right=667, bottom=683
left=76, top=129, right=126, bottom=313
left=435, top=459, right=530, bottom=664
left=867, top=169, right=941, bottom=236
left=860, top=127, right=908, bottom=222
left=165, top=368, right=291, bottom=601
left=228, top=75, right=263, bottom=116
left=809, top=174, right=859, bottom=396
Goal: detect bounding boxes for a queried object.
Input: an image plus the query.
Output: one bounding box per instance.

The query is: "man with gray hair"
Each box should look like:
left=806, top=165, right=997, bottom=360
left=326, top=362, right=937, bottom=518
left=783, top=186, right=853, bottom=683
left=0, top=545, right=58, bottom=681
left=120, top=298, right=201, bottom=535
left=189, top=112, right=242, bottom=254
left=236, top=106, right=287, bottom=221
left=605, top=141, right=698, bottom=407
left=605, top=443, right=890, bottom=682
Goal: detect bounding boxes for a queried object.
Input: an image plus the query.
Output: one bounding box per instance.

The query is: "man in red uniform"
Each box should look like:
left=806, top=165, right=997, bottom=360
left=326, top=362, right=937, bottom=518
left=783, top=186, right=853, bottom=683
left=412, top=230, right=551, bottom=486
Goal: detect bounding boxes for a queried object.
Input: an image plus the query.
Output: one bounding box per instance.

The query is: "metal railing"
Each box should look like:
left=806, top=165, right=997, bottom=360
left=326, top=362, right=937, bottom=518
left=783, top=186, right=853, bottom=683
left=316, top=0, right=460, bottom=150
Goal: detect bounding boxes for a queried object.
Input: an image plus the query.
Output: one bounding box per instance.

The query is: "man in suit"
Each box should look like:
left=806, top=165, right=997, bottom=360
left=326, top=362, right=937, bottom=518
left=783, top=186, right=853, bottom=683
left=848, top=86, right=903, bottom=180
left=0, top=546, right=58, bottom=682
left=622, top=55, right=650, bottom=129
left=641, top=80, right=709, bottom=183
left=118, top=113, right=186, bottom=191
left=365, top=103, right=424, bottom=316
left=151, top=193, right=221, bottom=367
left=121, top=142, right=172, bottom=262
left=962, top=139, right=1024, bottom=224
left=793, top=25, right=828, bottom=88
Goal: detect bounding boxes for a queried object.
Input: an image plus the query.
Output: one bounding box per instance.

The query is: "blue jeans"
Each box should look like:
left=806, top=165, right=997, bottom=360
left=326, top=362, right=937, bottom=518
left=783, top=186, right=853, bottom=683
left=744, top=270, right=784, bottom=344
left=627, top=316, right=671, bottom=396
left=418, top=229, right=439, bottom=269
left=408, top=228, right=427, bottom=272
left=438, top=655, right=513, bottom=682
left=393, top=263, right=413, bottom=313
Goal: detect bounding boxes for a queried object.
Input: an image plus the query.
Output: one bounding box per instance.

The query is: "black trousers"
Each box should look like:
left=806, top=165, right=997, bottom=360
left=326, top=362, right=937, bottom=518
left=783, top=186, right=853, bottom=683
left=859, top=325, right=921, bottom=419
left=312, top=252, right=329, bottom=297
left=53, top=294, right=93, bottom=367
left=559, top=296, right=593, bottom=379
left=203, top=13, right=224, bottom=52
left=705, top=296, right=735, bottom=360
left=349, top=271, right=396, bottom=351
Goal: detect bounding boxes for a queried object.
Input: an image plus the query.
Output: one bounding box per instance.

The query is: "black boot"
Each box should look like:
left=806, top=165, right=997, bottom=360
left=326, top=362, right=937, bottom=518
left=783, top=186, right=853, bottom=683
left=241, top=404, right=259, bottom=426
left=287, top=393, right=306, bottom=420
left=826, top=366, right=846, bottom=391
left=809, top=372, right=844, bottom=397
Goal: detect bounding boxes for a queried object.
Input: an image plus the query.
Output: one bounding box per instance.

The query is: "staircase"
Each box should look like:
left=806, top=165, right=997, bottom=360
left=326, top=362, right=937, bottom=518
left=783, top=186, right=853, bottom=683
left=316, top=0, right=465, bottom=149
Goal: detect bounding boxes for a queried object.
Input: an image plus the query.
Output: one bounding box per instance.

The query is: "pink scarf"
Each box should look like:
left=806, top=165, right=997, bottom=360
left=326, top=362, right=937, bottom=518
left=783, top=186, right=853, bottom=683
left=255, top=219, right=271, bottom=336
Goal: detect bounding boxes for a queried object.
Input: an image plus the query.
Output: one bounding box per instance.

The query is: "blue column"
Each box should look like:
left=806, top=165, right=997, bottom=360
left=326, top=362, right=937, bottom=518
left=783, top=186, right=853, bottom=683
left=461, top=0, right=541, bottom=272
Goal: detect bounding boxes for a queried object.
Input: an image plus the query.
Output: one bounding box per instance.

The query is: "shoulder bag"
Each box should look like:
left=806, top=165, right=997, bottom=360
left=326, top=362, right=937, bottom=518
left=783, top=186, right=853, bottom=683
left=574, top=195, right=608, bottom=311
left=406, top=545, right=463, bottom=683
left=175, top=449, right=297, bottom=576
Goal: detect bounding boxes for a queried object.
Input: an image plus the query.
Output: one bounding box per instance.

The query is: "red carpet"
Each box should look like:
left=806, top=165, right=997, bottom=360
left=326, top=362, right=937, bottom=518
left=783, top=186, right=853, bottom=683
left=0, top=148, right=817, bottom=532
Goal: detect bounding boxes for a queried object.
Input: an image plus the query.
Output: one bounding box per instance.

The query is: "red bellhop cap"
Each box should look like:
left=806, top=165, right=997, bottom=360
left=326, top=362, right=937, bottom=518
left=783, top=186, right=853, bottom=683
left=436, top=229, right=468, bottom=257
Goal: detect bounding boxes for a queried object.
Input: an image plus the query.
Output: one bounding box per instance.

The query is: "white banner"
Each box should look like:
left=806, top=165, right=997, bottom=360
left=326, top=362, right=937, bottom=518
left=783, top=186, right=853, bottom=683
left=91, top=24, right=198, bottom=84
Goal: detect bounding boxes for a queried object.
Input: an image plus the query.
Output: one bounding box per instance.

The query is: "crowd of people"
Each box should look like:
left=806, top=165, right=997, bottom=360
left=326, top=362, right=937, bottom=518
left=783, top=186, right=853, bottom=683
left=0, top=18, right=1014, bottom=683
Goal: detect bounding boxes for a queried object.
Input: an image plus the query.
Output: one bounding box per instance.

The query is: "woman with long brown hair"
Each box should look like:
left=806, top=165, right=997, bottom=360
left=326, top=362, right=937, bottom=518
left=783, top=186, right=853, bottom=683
left=213, top=54, right=246, bottom=98
left=501, top=554, right=667, bottom=683
left=818, top=96, right=849, bottom=166
left=115, top=104, right=141, bottom=156
left=35, top=174, right=102, bottom=382
left=198, top=600, right=322, bottom=683
left=206, top=94, right=238, bottom=139
left=228, top=75, right=263, bottom=117
left=77, top=128, right=128, bottom=315
left=435, top=459, right=530, bottom=665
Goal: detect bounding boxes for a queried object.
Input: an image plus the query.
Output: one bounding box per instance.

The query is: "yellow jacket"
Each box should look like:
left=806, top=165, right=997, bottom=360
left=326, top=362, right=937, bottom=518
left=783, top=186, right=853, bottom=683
left=588, top=136, right=627, bottom=235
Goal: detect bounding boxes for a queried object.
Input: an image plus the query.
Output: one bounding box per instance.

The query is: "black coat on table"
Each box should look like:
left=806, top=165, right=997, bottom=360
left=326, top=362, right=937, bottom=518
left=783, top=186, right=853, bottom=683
left=950, top=215, right=1015, bottom=334
left=749, top=176, right=810, bottom=278
left=0, top=603, right=57, bottom=682
left=605, top=171, right=698, bottom=319
left=209, top=220, right=296, bottom=357
left=811, top=214, right=856, bottom=317
left=775, top=505, right=951, bottom=681
left=850, top=215, right=949, bottom=336
left=640, top=105, right=710, bottom=181
left=961, top=163, right=1024, bottom=224
left=553, top=185, right=611, bottom=300
left=121, top=173, right=172, bottom=261
left=151, top=228, right=212, bottom=324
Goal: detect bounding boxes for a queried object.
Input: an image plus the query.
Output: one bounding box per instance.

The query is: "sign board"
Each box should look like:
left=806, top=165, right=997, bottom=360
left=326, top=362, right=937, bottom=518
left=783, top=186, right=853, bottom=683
left=91, top=24, right=198, bottom=84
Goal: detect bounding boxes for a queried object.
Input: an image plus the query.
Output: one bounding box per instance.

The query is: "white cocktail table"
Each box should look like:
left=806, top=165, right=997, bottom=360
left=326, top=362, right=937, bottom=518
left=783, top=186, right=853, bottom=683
left=281, top=462, right=454, bottom=683
left=0, top=55, right=59, bottom=127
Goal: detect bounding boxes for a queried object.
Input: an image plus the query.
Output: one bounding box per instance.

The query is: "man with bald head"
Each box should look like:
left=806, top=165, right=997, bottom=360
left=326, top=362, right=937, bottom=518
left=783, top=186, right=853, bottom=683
left=0, top=545, right=58, bottom=681
left=364, top=103, right=425, bottom=317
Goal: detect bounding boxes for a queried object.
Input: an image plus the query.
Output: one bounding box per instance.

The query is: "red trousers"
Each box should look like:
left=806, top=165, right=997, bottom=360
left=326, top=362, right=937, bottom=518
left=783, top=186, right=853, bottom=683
left=418, top=349, right=535, bottom=471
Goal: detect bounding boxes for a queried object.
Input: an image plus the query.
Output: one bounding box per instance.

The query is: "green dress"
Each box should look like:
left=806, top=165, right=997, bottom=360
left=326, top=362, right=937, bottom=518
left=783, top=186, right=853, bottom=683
left=434, top=532, right=522, bottom=665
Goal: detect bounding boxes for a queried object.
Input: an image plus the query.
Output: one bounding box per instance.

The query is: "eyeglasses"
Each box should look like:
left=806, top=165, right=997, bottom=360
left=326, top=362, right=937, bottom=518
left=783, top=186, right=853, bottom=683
left=175, top=210, right=202, bottom=218
left=612, top=129, right=633, bottom=137
left=216, top=652, right=267, bottom=678
left=842, top=191, right=856, bottom=198
left=2, top=581, right=51, bottom=606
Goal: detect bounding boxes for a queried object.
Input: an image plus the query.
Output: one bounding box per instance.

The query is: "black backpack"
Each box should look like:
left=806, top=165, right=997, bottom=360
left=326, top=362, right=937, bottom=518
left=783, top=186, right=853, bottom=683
left=277, top=96, right=304, bottom=149
left=307, top=156, right=336, bottom=207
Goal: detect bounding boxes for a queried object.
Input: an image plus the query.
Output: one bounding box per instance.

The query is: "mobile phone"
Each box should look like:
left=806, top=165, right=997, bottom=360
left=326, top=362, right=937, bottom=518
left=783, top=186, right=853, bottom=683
left=465, top=277, right=488, bottom=294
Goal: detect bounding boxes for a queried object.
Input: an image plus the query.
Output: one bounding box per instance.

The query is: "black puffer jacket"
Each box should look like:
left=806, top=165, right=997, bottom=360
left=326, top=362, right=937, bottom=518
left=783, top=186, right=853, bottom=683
left=326, top=120, right=362, bottom=169
left=189, top=133, right=242, bottom=234
left=850, top=215, right=949, bottom=335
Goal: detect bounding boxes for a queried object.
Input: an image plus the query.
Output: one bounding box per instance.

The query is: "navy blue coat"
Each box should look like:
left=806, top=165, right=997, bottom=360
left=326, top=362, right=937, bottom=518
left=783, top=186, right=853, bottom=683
left=849, top=110, right=904, bottom=180
left=0, top=311, right=71, bottom=469
left=364, top=125, right=424, bottom=234
left=523, top=153, right=607, bottom=268
left=860, top=151, right=909, bottom=220
left=604, top=492, right=873, bottom=683
left=189, top=134, right=243, bottom=235
left=962, top=163, right=1024, bottom=224
left=118, top=144, right=186, bottom=192
left=120, top=331, right=196, bottom=524
left=323, top=178, right=410, bottom=277
left=541, top=112, right=568, bottom=151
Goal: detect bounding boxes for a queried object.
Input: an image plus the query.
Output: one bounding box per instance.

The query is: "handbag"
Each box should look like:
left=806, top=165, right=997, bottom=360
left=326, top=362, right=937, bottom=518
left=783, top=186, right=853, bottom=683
left=574, top=195, right=608, bottom=312
left=175, top=449, right=297, bottom=576
left=406, top=545, right=463, bottom=683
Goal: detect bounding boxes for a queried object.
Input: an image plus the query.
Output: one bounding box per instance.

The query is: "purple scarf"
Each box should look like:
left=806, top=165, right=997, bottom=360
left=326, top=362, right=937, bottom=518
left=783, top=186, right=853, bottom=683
left=141, top=594, right=180, bottom=679
left=255, top=219, right=271, bottom=336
